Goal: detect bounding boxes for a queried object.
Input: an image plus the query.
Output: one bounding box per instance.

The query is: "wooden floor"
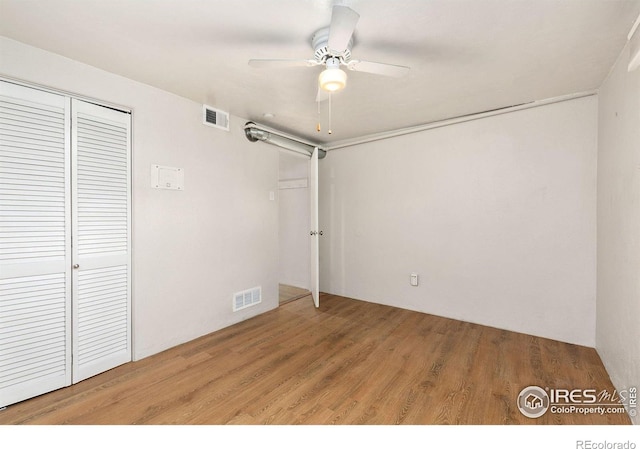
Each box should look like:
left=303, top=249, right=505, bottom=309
left=279, top=283, right=311, bottom=305
left=0, top=293, right=630, bottom=425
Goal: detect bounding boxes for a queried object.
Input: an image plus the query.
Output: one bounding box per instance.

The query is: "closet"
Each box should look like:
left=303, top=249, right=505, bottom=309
left=0, top=81, right=131, bottom=408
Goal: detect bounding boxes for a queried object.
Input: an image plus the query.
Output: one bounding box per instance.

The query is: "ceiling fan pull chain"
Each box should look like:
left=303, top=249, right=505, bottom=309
left=328, top=92, right=333, bottom=135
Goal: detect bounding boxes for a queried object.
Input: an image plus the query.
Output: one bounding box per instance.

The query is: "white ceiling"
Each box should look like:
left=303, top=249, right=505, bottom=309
left=1, top=0, right=639, bottom=144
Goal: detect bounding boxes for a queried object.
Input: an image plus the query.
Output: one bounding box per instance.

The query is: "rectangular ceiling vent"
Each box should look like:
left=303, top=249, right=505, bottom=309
left=203, top=104, right=229, bottom=131
left=233, top=286, right=262, bottom=312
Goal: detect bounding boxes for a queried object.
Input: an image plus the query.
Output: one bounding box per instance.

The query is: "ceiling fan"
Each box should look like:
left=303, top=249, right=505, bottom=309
left=248, top=5, right=411, bottom=102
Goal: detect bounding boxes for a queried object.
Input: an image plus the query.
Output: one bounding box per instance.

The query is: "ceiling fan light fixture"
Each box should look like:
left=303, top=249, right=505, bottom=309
left=319, top=67, right=347, bottom=92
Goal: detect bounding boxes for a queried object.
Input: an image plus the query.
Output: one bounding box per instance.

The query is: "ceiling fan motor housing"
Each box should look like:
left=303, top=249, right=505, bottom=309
left=312, top=27, right=353, bottom=64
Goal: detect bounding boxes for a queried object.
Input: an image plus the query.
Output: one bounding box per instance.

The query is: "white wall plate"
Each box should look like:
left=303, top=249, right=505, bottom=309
left=151, top=165, right=184, bottom=190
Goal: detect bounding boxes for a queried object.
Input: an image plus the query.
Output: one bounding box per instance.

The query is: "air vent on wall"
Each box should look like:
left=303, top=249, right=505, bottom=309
left=233, top=286, right=262, bottom=312
left=203, top=105, right=229, bottom=131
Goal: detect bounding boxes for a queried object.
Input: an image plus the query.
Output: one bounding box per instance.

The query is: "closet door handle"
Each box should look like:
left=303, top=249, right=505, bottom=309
left=73, top=264, right=80, bottom=269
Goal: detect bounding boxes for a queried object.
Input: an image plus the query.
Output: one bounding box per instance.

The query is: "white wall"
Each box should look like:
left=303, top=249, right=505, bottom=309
left=279, top=152, right=310, bottom=289
left=596, top=39, right=640, bottom=424
left=320, top=96, right=598, bottom=347
left=0, top=37, right=280, bottom=360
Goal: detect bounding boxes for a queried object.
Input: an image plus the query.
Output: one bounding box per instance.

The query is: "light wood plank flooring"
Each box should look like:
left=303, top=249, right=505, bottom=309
left=279, top=283, right=311, bottom=305
left=0, top=293, right=630, bottom=425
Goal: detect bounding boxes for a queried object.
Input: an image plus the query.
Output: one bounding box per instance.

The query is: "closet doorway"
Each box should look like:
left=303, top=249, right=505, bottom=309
left=278, top=151, right=311, bottom=305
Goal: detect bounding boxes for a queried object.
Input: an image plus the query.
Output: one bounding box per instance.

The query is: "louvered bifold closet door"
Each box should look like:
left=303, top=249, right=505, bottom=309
left=0, top=82, right=72, bottom=407
left=71, top=99, right=131, bottom=383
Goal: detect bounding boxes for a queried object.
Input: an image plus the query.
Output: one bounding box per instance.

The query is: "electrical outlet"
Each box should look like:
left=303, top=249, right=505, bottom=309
left=410, top=273, right=418, bottom=286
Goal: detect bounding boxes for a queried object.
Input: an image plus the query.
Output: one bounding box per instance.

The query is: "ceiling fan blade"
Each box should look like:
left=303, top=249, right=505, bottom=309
left=316, top=87, right=330, bottom=103
left=327, top=5, right=360, bottom=52
left=346, top=60, right=410, bottom=77
left=248, top=59, right=319, bottom=68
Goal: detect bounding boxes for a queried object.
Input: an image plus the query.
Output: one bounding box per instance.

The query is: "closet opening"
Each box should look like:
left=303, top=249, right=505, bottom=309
left=278, top=151, right=311, bottom=305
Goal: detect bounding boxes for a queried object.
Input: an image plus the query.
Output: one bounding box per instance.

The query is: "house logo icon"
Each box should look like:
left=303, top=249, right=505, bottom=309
left=517, top=386, right=550, bottom=418
left=525, top=393, right=543, bottom=409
